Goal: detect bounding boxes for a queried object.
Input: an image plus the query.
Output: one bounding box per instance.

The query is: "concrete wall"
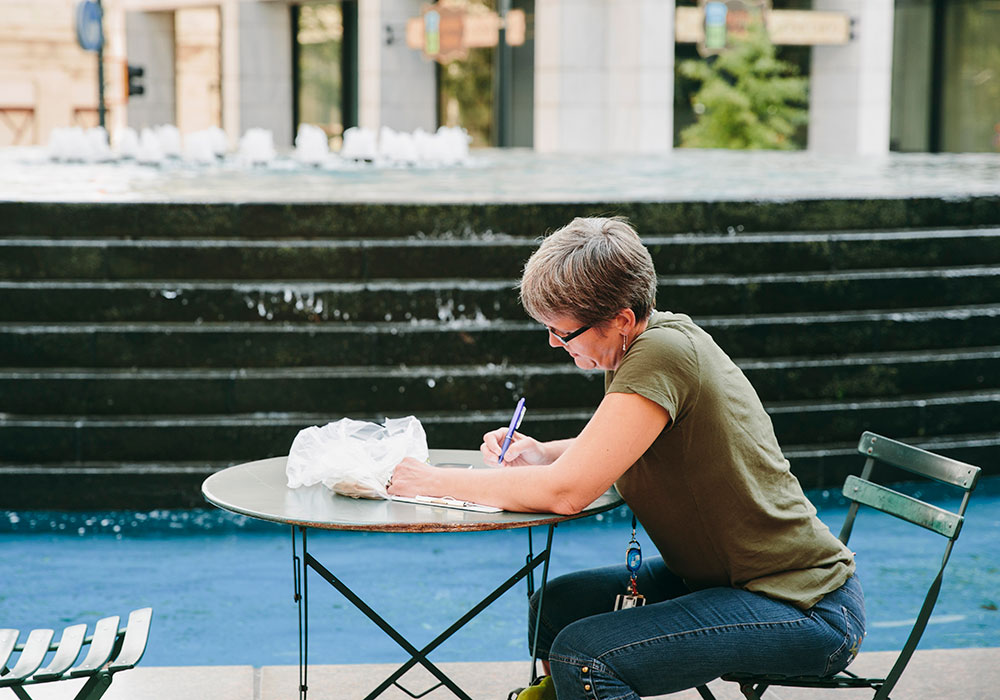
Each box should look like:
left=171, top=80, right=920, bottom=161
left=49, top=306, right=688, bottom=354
left=221, top=0, right=293, bottom=147
left=125, top=10, right=176, bottom=130
left=175, top=7, right=222, bottom=135
left=534, top=0, right=674, bottom=154
left=809, top=0, right=895, bottom=155
left=358, top=0, right=436, bottom=133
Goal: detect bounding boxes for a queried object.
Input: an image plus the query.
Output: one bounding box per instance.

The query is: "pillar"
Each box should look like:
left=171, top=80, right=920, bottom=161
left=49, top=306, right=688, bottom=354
left=808, top=0, right=895, bottom=155
left=358, top=0, right=436, bottom=133
left=534, top=0, right=674, bottom=154
left=221, top=0, right=293, bottom=147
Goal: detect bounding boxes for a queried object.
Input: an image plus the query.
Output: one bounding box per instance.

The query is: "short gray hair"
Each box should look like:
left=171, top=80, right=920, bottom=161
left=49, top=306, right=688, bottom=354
left=519, top=216, right=657, bottom=326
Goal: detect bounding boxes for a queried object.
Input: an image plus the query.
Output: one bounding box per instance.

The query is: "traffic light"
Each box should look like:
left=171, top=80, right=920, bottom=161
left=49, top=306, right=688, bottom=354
left=126, top=64, right=145, bottom=97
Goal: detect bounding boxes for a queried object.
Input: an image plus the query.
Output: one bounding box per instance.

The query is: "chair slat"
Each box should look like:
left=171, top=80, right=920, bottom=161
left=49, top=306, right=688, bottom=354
left=68, top=616, right=119, bottom=678
left=857, top=432, right=981, bottom=490
left=843, top=475, right=963, bottom=538
left=32, top=624, right=88, bottom=681
left=0, top=629, right=18, bottom=672
left=0, top=629, right=53, bottom=683
left=108, top=608, right=153, bottom=672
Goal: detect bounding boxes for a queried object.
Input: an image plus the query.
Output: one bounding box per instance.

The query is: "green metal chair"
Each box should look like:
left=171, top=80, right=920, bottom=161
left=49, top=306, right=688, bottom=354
left=0, top=608, right=152, bottom=700
left=695, top=431, right=982, bottom=700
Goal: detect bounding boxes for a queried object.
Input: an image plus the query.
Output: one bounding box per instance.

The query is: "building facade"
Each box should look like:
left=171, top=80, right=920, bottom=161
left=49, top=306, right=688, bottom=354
left=1, top=0, right=998, bottom=154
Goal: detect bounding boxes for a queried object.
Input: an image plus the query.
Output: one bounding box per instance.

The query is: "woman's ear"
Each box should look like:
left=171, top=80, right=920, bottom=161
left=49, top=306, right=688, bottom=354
left=615, top=308, right=637, bottom=332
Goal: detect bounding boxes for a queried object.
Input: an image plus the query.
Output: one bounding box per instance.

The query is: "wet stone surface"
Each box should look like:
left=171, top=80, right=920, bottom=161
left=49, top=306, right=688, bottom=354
left=3, top=147, right=1000, bottom=205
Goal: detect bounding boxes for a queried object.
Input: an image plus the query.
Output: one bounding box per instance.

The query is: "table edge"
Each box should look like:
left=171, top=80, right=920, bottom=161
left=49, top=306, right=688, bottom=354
left=201, top=455, right=624, bottom=532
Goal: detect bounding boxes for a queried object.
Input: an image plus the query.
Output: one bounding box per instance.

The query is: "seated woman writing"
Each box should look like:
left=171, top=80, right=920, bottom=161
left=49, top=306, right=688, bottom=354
left=388, top=216, right=865, bottom=700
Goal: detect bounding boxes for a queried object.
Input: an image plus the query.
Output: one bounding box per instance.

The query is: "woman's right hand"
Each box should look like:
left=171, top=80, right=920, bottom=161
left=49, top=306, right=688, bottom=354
left=481, top=428, right=547, bottom=467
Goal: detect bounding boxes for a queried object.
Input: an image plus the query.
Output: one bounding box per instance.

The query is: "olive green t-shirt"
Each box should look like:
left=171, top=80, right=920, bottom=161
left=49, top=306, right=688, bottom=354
left=607, top=311, right=855, bottom=609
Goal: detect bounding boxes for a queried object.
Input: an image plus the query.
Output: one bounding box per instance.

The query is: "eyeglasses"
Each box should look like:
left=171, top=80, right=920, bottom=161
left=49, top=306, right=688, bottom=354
left=547, top=324, right=592, bottom=344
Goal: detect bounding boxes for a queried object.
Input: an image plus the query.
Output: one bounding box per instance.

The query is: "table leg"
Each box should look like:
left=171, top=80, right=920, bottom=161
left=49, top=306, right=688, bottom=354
left=296, top=523, right=557, bottom=700
left=528, top=525, right=555, bottom=685
left=293, top=526, right=310, bottom=700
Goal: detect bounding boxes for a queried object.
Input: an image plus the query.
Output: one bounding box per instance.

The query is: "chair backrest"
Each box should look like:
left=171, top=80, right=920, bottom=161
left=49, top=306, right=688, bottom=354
left=0, top=607, right=152, bottom=691
left=838, top=431, right=981, bottom=700
left=839, top=432, right=980, bottom=544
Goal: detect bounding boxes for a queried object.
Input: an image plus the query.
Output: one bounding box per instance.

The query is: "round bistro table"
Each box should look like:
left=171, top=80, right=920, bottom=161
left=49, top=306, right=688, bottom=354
left=202, top=449, right=623, bottom=700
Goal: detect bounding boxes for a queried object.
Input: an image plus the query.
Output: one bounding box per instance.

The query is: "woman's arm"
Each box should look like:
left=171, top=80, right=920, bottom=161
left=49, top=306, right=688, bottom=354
left=388, top=392, right=670, bottom=514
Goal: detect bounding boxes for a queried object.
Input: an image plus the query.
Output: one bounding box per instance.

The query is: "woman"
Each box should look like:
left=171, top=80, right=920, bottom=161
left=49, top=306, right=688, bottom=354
left=388, top=216, right=865, bottom=700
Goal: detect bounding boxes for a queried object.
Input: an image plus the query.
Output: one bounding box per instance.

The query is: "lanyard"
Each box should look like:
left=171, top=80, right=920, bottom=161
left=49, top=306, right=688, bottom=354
left=626, top=513, right=642, bottom=595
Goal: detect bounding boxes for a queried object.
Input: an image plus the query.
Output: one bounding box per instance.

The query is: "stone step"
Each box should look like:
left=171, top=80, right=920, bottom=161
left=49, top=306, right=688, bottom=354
left=3, top=265, right=1000, bottom=322
left=3, top=305, right=999, bottom=368
left=3, top=229, right=1000, bottom=280
left=4, top=431, right=998, bottom=508
left=1, top=348, right=997, bottom=415
left=0, top=391, right=996, bottom=466
left=0, top=460, right=235, bottom=509
left=779, top=431, right=1000, bottom=493
left=0, top=202, right=598, bottom=239
left=3, top=198, right=999, bottom=239
left=7, top=433, right=1000, bottom=510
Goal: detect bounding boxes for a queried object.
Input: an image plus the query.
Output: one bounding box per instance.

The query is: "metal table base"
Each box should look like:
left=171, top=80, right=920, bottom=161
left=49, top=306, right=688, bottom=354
left=291, top=524, right=555, bottom=700
left=201, top=453, right=621, bottom=700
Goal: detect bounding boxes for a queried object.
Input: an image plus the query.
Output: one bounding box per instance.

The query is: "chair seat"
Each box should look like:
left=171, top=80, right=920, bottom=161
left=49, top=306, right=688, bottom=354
left=722, top=671, right=884, bottom=690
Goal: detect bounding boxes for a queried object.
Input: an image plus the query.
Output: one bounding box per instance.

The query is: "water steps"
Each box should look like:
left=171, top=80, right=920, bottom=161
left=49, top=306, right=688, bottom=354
left=2, top=201, right=998, bottom=507
left=3, top=266, right=1000, bottom=322
left=3, top=305, right=999, bottom=367
left=3, top=348, right=997, bottom=414
left=3, top=389, right=997, bottom=461
left=4, top=228, right=1000, bottom=279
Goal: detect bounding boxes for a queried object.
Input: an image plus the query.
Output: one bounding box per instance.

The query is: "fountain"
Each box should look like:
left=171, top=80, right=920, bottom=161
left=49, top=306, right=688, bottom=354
left=42, top=122, right=472, bottom=172
left=2, top=126, right=999, bottom=511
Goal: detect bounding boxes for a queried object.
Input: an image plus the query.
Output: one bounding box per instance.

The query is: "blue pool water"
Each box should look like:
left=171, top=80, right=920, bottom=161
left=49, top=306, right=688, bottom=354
left=2, top=477, right=998, bottom=668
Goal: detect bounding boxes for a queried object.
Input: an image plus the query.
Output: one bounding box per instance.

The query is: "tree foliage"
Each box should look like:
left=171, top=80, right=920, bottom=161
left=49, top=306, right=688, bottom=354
left=678, top=25, right=809, bottom=150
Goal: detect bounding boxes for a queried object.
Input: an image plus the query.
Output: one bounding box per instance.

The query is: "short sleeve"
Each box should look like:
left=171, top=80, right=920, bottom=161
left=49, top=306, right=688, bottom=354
left=606, top=326, right=701, bottom=424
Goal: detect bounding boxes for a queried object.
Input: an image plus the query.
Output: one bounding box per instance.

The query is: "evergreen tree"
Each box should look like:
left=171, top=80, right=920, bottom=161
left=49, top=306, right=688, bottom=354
left=678, top=24, right=809, bottom=149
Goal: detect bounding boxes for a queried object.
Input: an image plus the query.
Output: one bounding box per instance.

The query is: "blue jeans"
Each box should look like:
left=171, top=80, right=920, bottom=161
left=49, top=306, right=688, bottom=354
left=529, top=557, right=865, bottom=700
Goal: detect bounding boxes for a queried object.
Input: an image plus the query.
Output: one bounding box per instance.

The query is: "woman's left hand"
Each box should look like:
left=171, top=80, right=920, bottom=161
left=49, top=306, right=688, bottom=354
left=386, top=457, right=441, bottom=497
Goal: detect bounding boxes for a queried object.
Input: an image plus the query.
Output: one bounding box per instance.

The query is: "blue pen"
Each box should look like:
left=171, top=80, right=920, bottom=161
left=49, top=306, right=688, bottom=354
left=497, top=397, right=526, bottom=464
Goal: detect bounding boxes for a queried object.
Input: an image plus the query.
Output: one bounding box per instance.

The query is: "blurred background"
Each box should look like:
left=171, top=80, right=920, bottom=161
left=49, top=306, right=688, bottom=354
left=2, top=0, right=998, bottom=155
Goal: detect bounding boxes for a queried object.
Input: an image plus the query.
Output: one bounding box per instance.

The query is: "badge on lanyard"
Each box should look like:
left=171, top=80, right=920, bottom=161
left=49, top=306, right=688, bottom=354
left=614, top=513, right=647, bottom=610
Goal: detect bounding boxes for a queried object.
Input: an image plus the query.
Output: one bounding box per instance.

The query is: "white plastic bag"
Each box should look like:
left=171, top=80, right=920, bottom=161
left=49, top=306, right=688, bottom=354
left=286, top=416, right=428, bottom=499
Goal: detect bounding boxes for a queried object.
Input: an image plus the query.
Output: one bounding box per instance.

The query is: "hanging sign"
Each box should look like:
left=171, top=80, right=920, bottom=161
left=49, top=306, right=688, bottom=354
left=763, top=10, right=853, bottom=46
left=695, top=0, right=770, bottom=56
left=406, top=2, right=526, bottom=63
left=676, top=4, right=851, bottom=51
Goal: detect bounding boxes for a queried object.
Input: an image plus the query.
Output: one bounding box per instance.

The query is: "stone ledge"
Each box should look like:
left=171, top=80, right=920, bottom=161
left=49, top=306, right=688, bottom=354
left=3, top=197, right=1000, bottom=238
left=2, top=648, right=998, bottom=700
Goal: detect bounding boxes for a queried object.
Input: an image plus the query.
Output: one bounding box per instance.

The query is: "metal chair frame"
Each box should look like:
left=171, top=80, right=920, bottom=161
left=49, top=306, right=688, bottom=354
left=697, top=431, right=981, bottom=700
left=0, top=608, right=152, bottom=700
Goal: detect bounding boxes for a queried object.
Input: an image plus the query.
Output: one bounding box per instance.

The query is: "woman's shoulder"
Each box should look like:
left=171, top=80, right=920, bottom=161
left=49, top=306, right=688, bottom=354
left=638, top=311, right=700, bottom=352
left=621, top=313, right=701, bottom=381
left=609, top=311, right=703, bottom=408
left=647, top=309, right=697, bottom=329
